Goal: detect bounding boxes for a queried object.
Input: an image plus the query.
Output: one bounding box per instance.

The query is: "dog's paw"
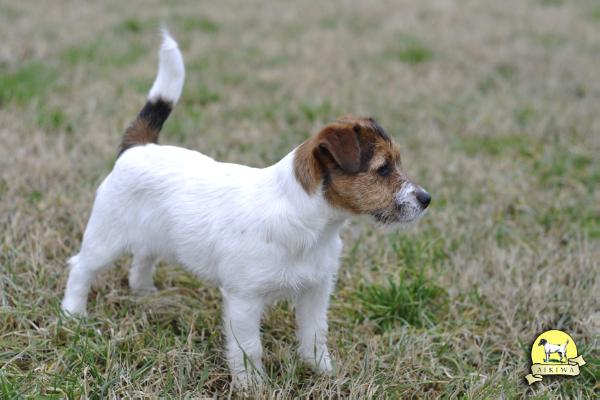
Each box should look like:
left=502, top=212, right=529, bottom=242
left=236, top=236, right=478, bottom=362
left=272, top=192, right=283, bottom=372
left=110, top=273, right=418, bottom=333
left=302, top=350, right=334, bottom=374
left=61, top=298, right=88, bottom=317
left=315, top=354, right=334, bottom=374
left=130, top=285, right=158, bottom=296
left=231, top=369, right=265, bottom=390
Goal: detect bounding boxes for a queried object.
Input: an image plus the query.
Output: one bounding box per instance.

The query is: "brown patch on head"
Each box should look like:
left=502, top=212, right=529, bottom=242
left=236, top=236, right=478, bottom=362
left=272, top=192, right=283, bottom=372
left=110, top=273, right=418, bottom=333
left=294, top=115, right=406, bottom=215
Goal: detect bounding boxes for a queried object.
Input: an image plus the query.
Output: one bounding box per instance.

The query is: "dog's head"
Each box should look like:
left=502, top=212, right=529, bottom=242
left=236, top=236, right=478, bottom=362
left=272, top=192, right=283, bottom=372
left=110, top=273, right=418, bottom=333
left=294, top=115, right=430, bottom=225
left=538, top=339, right=547, bottom=346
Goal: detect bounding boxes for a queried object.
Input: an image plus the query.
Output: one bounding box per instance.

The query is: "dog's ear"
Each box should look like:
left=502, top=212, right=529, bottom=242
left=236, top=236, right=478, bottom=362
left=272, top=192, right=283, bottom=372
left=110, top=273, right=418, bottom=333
left=315, top=123, right=361, bottom=174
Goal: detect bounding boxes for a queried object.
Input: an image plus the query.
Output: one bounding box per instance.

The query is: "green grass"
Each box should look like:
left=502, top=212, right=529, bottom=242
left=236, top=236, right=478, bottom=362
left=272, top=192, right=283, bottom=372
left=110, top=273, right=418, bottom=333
left=539, top=0, right=564, bottom=6
left=456, top=134, right=537, bottom=157
left=355, top=273, right=446, bottom=331
left=180, top=16, right=220, bottom=33
left=37, top=107, right=71, bottom=132
left=353, top=235, right=447, bottom=331
left=184, top=84, right=221, bottom=106
left=590, top=7, right=600, bottom=21
left=0, top=0, right=598, bottom=398
left=63, top=42, right=101, bottom=65
left=62, top=40, right=147, bottom=68
left=387, top=36, right=434, bottom=65
left=298, top=100, right=333, bottom=123
left=118, top=18, right=143, bottom=34
left=538, top=206, right=600, bottom=238
left=0, top=63, right=56, bottom=105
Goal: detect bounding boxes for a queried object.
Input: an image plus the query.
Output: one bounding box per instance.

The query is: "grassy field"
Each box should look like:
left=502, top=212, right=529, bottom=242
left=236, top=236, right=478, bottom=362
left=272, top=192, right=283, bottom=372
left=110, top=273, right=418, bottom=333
left=1, top=0, right=598, bottom=398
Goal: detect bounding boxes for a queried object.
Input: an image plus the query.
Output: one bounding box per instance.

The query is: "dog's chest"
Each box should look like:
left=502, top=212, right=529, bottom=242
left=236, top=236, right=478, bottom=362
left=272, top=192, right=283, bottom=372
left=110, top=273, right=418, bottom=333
left=225, top=232, right=343, bottom=299
left=258, top=252, right=339, bottom=302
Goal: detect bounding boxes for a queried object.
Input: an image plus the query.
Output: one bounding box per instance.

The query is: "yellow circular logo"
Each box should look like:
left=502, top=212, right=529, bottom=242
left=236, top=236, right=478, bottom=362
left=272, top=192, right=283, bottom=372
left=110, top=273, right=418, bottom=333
left=531, top=330, right=577, bottom=365
left=525, top=329, right=586, bottom=385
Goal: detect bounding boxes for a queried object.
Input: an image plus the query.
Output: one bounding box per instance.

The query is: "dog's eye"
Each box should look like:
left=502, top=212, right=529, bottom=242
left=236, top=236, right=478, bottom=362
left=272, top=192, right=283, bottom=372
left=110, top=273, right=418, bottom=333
left=377, top=163, right=390, bottom=177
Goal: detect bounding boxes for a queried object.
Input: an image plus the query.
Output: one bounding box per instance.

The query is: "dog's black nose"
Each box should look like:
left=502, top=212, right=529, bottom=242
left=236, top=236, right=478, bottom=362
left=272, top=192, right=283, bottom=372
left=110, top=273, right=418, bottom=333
left=416, top=190, right=431, bottom=208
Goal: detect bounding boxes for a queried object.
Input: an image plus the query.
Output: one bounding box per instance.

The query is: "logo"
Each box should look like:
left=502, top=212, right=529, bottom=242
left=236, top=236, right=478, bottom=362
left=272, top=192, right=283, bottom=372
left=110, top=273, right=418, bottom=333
left=525, top=329, right=586, bottom=385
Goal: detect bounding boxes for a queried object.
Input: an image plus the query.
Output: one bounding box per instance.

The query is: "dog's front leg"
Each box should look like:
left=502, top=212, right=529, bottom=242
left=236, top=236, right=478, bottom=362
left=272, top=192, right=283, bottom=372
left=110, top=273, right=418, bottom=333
left=221, top=290, right=265, bottom=387
left=295, top=280, right=333, bottom=373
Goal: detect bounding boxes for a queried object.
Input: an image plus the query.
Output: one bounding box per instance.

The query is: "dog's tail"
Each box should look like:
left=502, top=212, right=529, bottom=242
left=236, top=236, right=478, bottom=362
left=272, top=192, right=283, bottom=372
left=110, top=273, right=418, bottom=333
left=119, top=28, right=185, bottom=156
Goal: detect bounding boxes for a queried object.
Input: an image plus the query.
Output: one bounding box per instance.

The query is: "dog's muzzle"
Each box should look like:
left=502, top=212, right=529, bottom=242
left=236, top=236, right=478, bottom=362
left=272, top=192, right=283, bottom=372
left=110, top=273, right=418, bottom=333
left=373, top=182, right=431, bottom=225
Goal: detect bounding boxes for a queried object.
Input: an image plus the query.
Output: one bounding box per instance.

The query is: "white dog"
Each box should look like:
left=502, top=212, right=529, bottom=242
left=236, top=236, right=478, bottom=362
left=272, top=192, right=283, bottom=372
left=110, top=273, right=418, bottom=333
left=61, top=31, right=431, bottom=386
left=538, top=338, right=569, bottom=363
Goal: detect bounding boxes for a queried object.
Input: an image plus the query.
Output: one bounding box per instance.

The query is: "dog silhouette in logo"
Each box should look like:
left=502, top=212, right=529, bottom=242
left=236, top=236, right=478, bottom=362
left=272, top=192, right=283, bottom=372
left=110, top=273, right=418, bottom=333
left=538, top=338, right=569, bottom=362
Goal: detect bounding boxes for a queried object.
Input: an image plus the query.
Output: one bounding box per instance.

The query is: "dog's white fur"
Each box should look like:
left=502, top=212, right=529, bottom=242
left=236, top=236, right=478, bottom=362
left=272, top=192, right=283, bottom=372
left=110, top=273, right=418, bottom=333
left=63, top=144, right=342, bottom=382
left=148, top=29, right=185, bottom=104
left=61, top=32, right=428, bottom=386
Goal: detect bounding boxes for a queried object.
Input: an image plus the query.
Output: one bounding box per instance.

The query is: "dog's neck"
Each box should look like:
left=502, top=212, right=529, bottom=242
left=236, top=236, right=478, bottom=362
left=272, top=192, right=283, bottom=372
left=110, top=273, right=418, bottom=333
left=261, top=150, right=348, bottom=251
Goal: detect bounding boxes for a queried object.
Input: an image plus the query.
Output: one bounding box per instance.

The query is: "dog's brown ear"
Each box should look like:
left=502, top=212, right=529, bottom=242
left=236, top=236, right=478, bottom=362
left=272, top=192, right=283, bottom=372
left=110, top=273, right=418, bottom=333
left=316, top=124, right=361, bottom=174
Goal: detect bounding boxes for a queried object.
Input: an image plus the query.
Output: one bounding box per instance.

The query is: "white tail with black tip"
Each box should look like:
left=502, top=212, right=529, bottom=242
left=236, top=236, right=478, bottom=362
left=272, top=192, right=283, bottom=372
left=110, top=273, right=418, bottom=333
left=119, top=29, right=185, bottom=156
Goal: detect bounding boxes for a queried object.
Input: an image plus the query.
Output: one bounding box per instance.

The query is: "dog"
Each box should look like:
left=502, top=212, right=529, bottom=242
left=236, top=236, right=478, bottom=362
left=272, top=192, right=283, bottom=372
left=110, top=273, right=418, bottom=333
left=61, top=30, right=431, bottom=386
left=538, top=338, right=569, bottom=363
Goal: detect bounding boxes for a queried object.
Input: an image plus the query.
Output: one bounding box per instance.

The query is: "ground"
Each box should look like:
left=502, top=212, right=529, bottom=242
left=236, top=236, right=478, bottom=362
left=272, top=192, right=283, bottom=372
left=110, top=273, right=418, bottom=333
left=0, top=0, right=598, bottom=398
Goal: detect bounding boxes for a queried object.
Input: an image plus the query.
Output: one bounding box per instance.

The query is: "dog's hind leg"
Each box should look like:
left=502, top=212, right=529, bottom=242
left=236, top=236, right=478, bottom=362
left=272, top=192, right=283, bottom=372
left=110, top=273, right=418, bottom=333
left=61, top=211, right=126, bottom=316
left=128, top=254, right=157, bottom=294
left=61, top=247, right=123, bottom=316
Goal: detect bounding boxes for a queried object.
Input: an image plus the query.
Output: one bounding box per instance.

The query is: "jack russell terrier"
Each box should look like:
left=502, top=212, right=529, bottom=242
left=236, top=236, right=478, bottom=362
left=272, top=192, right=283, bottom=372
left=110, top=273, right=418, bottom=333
left=61, top=31, right=431, bottom=386
left=538, top=338, right=569, bottom=363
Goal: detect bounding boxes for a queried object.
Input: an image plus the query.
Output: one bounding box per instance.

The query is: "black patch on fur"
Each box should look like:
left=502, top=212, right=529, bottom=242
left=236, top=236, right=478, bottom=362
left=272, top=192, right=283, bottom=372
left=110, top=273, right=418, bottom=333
left=118, top=97, right=173, bottom=157
left=138, top=98, right=173, bottom=133
left=367, top=117, right=391, bottom=142
left=358, top=141, right=375, bottom=172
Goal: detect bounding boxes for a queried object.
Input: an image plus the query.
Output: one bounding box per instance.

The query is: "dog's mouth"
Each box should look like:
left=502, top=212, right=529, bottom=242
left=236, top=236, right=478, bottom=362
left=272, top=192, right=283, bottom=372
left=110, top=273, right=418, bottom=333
left=372, top=202, right=426, bottom=226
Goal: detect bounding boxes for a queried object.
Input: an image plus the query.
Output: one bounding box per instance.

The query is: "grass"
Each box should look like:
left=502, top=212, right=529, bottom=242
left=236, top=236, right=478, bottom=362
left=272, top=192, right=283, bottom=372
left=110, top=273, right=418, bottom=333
left=180, top=17, right=220, bottom=34
left=63, top=40, right=148, bottom=68
left=386, top=36, right=433, bottom=65
left=0, top=63, right=56, bottom=105
left=0, top=0, right=598, bottom=398
left=355, top=274, right=446, bottom=331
